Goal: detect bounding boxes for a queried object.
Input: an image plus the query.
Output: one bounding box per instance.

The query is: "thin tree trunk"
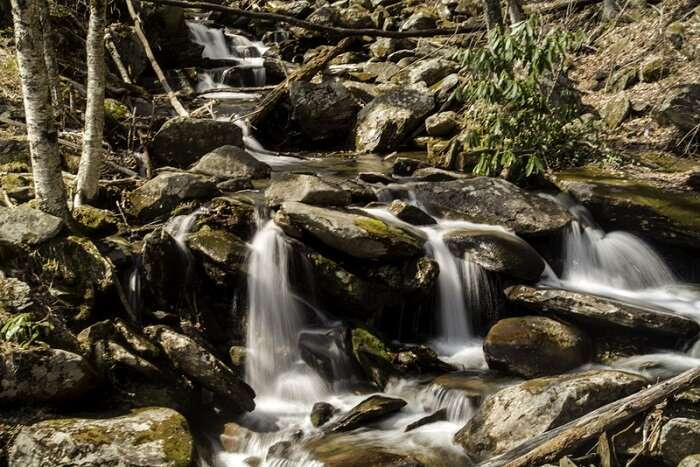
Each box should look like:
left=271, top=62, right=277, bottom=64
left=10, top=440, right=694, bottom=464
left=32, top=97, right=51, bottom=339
left=507, top=0, right=526, bottom=24
left=10, top=0, right=71, bottom=220
left=75, top=0, right=107, bottom=206
left=483, top=0, right=505, bottom=31
left=105, top=32, right=133, bottom=84
left=37, top=0, right=61, bottom=115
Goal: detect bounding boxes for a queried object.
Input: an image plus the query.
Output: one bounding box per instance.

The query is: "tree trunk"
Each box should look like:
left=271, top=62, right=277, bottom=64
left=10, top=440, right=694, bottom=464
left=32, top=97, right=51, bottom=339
left=10, top=0, right=71, bottom=220
left=483, top=0, right=505, bottom=31
left=507, top=0, right=526, bottom=24
left=75, top=0, right=107, bottom=206
left=37, top=0, right=61, bottom=114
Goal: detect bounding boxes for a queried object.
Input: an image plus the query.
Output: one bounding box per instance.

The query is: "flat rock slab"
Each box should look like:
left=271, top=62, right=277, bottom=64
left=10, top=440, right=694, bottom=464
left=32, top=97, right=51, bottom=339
left=265, top=174, right=351, bottom=207
left=408, top=177, right=572, bottom=237
left=328, top=395, right=407, bottom=432
left=128, top=172, right=216, bottom=220
left=190, top=145, right=270, bottom=179
left=9, top=407, right=193, bottom=467
left=0, top=206, right=63, bottom=246
left=507, top=285, right=700, bottom=339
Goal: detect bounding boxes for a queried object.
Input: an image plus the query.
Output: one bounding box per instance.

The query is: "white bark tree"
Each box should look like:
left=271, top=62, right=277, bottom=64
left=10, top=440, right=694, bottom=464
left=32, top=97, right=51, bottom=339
left=10, top=0, right=71, bottom=220
left=37, top=0, right=61, bottom=113
left=75, top=0, right=107, bottom=206
left=507, top=0, right=525, bottom=24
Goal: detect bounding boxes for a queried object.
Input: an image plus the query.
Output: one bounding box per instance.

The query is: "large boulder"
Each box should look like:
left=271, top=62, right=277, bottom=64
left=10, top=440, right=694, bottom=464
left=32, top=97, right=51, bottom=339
left=0, top=348, right=96, bottom=403
left=507, top=285, right=700, bottom=339
left=660, top=418, right=700, bottom=466
left=551, top=168, right=700, bottom=251
left=150, top=117, right=244, bottom=167
left=275, top=202, right=424, bottom=260
left=265, top=174, right=351, bottom=208
left=453, top=370, right=647, bottom=460
left=186, top=227, right=248, bottom=284
left=128, top=172, right=216, bottom=220
left=443, top=229, right=546, bottom=282
left=8, top=407, right=193, bottom=467
left=144, top=326, right=255, bottom=412
left=355, top=89, right=435, bottom=153
left=189, top=146, right=270, bottom=179
left=409, top=178, right=572, bottom=237
left=0, top=206, right=63, bottom=247
left=388, top=200, right=436, bottom=226
left=484, top=316, right=591, bottom=378
left=328, top=395, right=407, bottom=432
left=408, top=58, right=457, bottom=86
left=655, top=83, right=700, bottom=133
left=289, top=81, right=360, bottom=143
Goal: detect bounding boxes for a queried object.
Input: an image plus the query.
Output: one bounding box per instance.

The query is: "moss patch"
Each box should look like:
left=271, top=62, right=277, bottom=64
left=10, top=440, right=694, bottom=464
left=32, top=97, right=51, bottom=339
left=131, top=411, right=193, bottom=467
left=354, top=217, right=421, bottom=248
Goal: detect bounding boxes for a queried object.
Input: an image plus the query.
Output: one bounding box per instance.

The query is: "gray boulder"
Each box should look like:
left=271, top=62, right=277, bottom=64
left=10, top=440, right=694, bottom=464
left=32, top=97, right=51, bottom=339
left=443, top=229, right=546, bottom=282
left=425, top=111, right=459, bottom=136
left=0, top=206, right=62, bottom=246
left=128, top=172, right=216, bottom=220
left=507, top=285, right=700, bottom=339
left=329, top=395, right=407, bottom=432
left=0, top=348, right=96, bottom=403
left=144, top=325, right=255, bottom=412
left=290, top=81, right=360, bottom=142
left=400, top=11, right=437, bottom=31
left=388, top=200, right=436, bottom=226
left=409, top=178, right=572, bottom=237
left=409, top=58, right=457, bottom=86
left=190, top=146, right=270, bottom=179
left=355, top=89, right=435, bottom=153
left=275, top=202, right=424, bottom=260
left=265, top=174, right=351, bottom=208
left=680, top=455, right=700, bottom=467
left=150, top=117, right=244, bottom=167
left=484, top=316, right=591, bottom=378
left=656, top=83, right=700, bottom=133
left=9, top=407, right=193, bottom=467
left=660, top=418, right=700, bottom=466
left=454, top=370, right=647, bottom=460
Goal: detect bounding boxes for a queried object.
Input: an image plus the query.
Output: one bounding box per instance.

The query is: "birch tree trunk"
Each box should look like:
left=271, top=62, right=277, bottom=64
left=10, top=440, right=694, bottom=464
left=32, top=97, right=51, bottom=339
left=37, top=0, right=61, bottom=114
left=507, top=0, right=525, bottom=24
left=75, top=0, right=107, bottom=206
left=483, top=0, right=505, bottom=32
left=10, top=0, right=71, bottom=220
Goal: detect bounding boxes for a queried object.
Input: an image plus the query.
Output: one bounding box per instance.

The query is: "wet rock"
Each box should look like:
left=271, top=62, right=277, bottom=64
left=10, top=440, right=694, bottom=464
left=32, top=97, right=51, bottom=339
left=454, top=370, right=647, bottom=460
left=0, top=348, right=96, bottom=403
left=329, top=395, right=407, bottom=432
left=289, top=81, right=360, bottom=143
left=190, top=146, right=271, bottom=180
left=551, top=168, right=700, bottom=250
left=507, top=285, right=700, bottom=339
left=603, top=95, right=630, bottom=128
left=311, top=402, right=337, bottom=428
left=275, top=202, right=424, bottom=260
left=408, top=58, right=457, bottom=86
left=412, top=167, right=465, bottom=182
left=186, top=227, right=248, bottom=282
left=405, top=409, right=448, bottom=432
left=0, top=206, right=62, bottom=246
left=306, top=432, right=431, bottom=466
left=388, top=200, right=436, bottom=226
left=216, top=177, right=254, bottom=192
left=425, top=111, right=458, bottom=136
left=128, top=172, right=216, bottom=220
left=484, top=316, right=591, bottom=378
left=400, top=10, right=437, bottom=31
left=203, top=197, right=257, bottom=240
left=145, top=325, right=255, bottom=412
left=150, top=117, right=244, bottom=167
left=265, top=174, right=351, bottom=208
left=358, top=172, right=394, bottom=184
left=141, top=228, right=184, bottom=310
left=655, top=83, right=700, bottom=133
left=409, top=178, right=572, bottom=237
left=355, top=89, right=435, bottom=153
left=8, top=407, right=193, bottom=467
left=660, top=418, right=700, bottom=466
left=393, top=157, right=429, bottom=176
left=443, top=229, right=545, bottom=282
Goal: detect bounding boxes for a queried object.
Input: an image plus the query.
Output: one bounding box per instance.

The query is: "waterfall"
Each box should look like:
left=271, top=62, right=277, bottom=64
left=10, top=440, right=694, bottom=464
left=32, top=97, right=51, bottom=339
left=187, top=21, right=268, bottom=91
left=245, top=221, right=327, bottom=403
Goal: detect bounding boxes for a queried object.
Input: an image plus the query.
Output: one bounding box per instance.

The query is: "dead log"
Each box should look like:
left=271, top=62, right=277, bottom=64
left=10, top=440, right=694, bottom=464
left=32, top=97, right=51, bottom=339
left=478, top=367, right=700, bottom=467
left=249, top=37, right=354, bottom=128
left=125, top=0, right=188, bottom=117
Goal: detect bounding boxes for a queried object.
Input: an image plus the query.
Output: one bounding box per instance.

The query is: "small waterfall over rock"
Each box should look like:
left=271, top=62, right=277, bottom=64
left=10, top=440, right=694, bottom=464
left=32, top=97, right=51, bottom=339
left=187, top=21, right=268, bottom=92
left=245, top=221, right=327, bottom=403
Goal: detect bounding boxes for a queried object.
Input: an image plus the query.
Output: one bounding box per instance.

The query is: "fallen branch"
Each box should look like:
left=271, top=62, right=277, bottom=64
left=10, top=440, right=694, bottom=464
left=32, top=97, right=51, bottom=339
left=125, top=0, right=188, bottom=117
left=478, top=367, right=700, bottom=467
left=105, top=32, right=133, bottom=84
left=196, top=84, right=277, bottom=95
left=249, top=37, right=354, bottom=127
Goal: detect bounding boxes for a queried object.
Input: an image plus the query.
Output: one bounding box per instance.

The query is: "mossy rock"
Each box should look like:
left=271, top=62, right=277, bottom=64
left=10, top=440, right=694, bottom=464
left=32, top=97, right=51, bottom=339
left=104, top=98, right=131, bottom=125
left=73, top=205, right=119, bottom=237
left=639, top=56, right=669, bottom=83
left=8, top=407, right=193, bottom=467
left=0, top=136, right=31, bottom=173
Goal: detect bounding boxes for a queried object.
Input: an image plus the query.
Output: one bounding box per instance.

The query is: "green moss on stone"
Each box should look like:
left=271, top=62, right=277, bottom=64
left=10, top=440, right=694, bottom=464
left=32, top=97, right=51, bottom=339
left=131, top=412, right=193, bottom=467
left=354, top=217, right=420, bottom=247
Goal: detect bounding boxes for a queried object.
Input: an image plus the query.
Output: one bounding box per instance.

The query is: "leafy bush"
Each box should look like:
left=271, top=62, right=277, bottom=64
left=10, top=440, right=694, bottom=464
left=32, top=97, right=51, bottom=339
left=1, top=313, right=50, bottom=348
left=453, top=17, right=596, bottom=178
